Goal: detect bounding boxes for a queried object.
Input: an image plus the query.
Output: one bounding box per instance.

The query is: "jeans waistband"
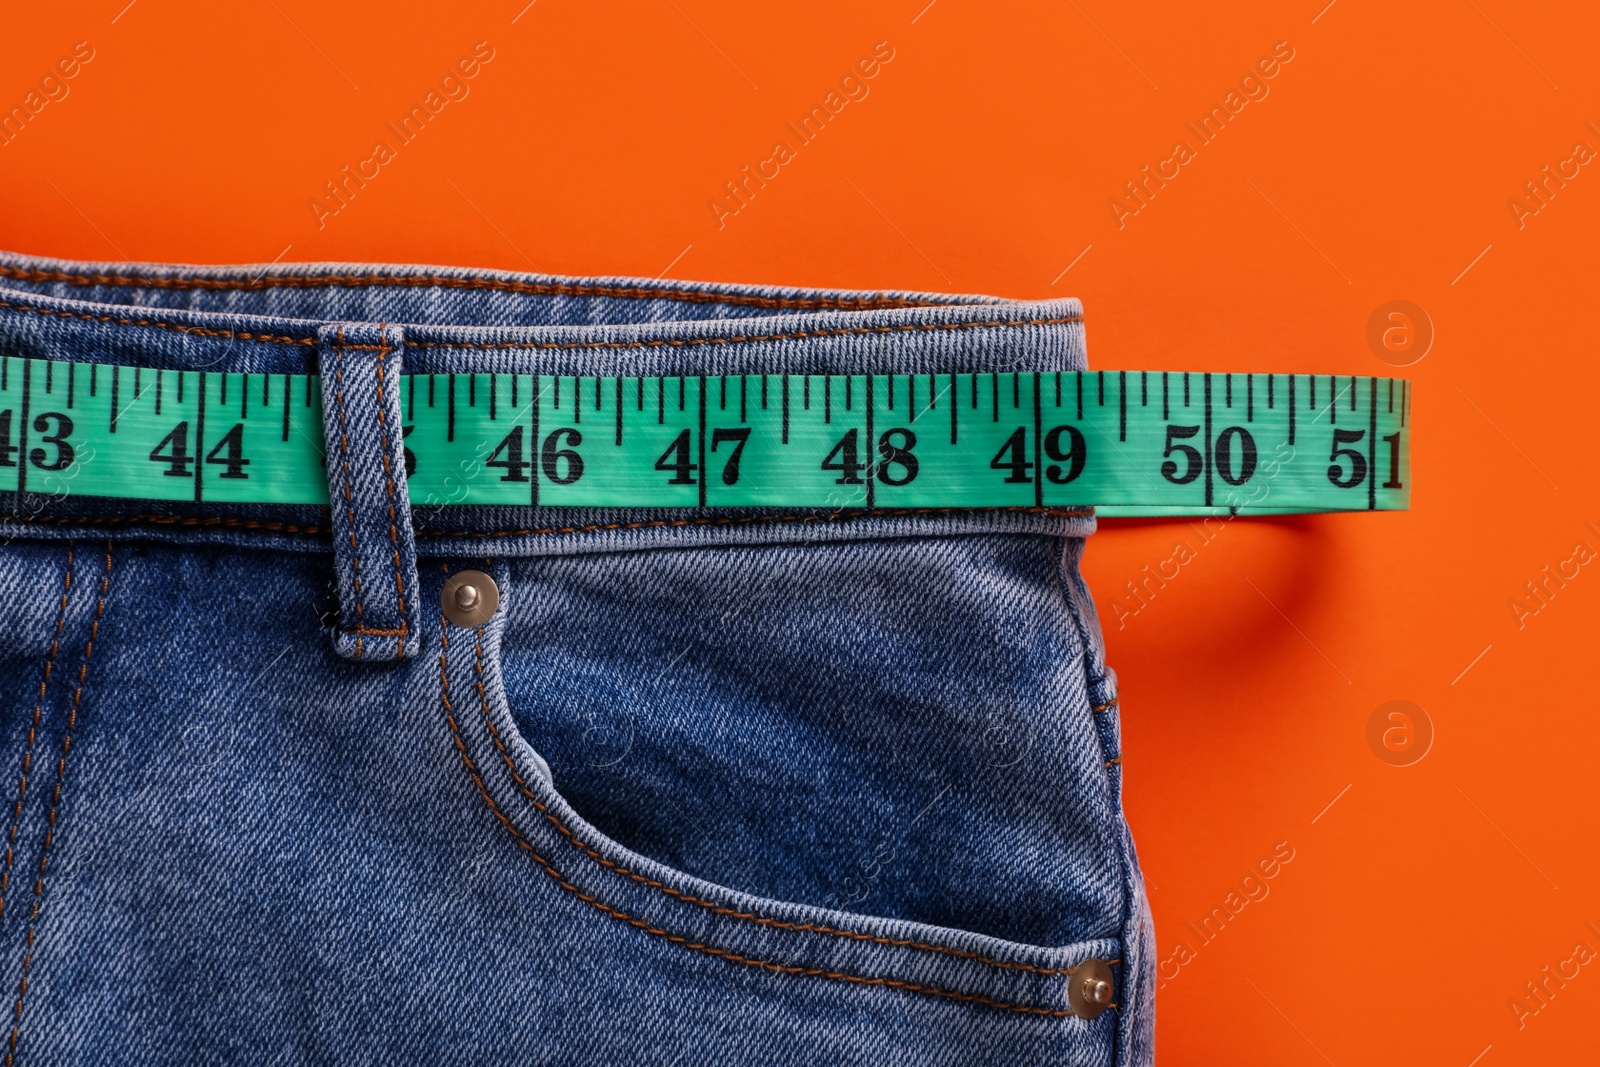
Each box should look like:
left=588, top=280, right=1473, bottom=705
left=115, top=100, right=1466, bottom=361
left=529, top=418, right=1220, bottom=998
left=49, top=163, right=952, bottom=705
left=0, top=251, right=1095, bottom=559
left=0, top=252, right=1086, bottom=376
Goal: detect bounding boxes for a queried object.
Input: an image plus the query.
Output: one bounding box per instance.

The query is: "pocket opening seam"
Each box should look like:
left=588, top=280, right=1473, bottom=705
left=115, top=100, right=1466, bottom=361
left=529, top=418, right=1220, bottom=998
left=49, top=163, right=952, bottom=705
left=440, top=612, right=1113, bottom=1017
left=469, top=626, right=1096, bottom=980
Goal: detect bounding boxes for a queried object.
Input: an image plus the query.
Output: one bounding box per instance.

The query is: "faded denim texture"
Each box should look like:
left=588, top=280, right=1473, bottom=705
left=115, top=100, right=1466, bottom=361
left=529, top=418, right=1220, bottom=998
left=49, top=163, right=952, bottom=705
left=0, top=252, right=1153, bottom=1065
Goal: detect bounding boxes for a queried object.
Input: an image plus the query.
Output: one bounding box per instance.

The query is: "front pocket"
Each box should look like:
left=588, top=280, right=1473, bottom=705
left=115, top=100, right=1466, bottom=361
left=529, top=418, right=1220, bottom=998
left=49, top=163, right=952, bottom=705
left=436, top=536, right=1129, bottom=1018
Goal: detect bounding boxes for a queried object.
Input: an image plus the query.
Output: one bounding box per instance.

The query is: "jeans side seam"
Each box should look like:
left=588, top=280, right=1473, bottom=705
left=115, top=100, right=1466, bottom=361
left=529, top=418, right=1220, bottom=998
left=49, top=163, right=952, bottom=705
left=0, top=547, right=73, bottom=921
left=4, top=544, right=112, bottom=1067
left=1053, top=538, right=1143, bottom=1062
left=438, top=611, right=1088, bottom=1019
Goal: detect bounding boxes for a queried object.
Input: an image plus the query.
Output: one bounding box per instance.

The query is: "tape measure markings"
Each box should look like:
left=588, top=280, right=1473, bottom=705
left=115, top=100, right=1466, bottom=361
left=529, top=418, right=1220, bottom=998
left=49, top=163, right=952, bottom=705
left=0, top=358, right=1411, bottom=515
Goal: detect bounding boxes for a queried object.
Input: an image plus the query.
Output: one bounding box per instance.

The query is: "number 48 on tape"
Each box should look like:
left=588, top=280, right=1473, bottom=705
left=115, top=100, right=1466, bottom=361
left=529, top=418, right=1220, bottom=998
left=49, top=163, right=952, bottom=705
left=0, top=360, right=1410, bottom=516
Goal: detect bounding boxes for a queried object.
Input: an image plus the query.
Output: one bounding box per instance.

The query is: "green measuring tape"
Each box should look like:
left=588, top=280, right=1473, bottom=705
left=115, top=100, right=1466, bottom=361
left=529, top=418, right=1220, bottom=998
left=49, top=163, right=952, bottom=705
left=0, top=358, right=1410, bottom=515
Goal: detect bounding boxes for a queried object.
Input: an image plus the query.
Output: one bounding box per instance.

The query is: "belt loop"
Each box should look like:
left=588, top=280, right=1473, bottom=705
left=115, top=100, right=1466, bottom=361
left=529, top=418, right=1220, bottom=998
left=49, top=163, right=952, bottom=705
left=316, top=322, right=420, bottom=662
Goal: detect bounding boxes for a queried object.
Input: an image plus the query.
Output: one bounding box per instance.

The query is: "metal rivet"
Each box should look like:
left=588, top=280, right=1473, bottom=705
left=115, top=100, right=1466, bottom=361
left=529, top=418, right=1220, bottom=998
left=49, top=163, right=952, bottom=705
left=1068, top=958, right=1115, bottom=1020
left=442, top=569, right=499, bottom=628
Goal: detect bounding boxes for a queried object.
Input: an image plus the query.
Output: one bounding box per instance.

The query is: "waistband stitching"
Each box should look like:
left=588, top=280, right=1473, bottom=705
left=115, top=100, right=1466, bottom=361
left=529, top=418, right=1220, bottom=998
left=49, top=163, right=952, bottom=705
left=0, top=264, right=942, bottom=313
left=0, top=296, right=1080, bottom=352
left=0, top=507, right=1092, bottom=541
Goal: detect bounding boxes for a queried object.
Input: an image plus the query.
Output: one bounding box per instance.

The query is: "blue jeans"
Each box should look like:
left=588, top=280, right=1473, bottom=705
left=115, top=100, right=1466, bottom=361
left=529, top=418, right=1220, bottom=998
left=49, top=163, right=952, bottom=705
left=0, top=252, right=1153, bottom=1064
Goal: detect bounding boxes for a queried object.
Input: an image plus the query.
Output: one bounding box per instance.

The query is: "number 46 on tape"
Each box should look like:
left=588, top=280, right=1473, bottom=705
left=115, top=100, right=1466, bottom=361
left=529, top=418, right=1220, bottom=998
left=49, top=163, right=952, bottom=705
left=0, top=360, right=1410, bottom=516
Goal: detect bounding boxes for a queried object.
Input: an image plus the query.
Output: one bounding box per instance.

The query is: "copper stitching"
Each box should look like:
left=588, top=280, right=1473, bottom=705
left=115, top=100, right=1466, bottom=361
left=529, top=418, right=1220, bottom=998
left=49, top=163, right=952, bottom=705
left=5, top=544, right=111, bottom=1067
left=468, top=626, right=1085, bottom=979
left=402, top=315, right=1083, bottom=352
left=0, top=514, right=328, bottom=535
left=0, top=264, right=942, bottom=312
left=411, top=507, right=1090, bottom=540
left=0, top=297, right=1079, bottom=352
left=0, top=548, right=73, bottom=917
left=0, top=298, right=315, bottom=346
left=436, top=614, right=1086, bottom=1019
left=374, top=328, right=408, bottom=656
left=332, top=330, right=364, bottom=660
left=0, top=507, right=1089, bottom=542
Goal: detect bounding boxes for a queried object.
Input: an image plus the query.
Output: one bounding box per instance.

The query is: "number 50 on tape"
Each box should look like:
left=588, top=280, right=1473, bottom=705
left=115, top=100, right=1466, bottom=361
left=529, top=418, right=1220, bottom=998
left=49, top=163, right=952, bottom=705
left=0, top=360, right=1410, bottom=516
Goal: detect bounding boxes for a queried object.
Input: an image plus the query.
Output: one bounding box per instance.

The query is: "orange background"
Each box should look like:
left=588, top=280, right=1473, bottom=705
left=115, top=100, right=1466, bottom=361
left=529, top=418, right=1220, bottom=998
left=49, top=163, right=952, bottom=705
left=3, top=2, right=1596, bottom=1061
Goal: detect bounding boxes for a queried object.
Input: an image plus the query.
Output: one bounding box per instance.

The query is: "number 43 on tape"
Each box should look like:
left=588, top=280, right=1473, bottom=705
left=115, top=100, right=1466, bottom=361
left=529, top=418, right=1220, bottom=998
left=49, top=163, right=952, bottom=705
left=0, top=360, right=1410, bottom=516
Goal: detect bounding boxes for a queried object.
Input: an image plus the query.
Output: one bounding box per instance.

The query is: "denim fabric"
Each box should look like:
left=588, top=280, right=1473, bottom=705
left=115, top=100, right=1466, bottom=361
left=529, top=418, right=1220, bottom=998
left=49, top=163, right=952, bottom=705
left=0, top=251, right=1153, bottom=1065
left=315, top=322, right=419, bottom=662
